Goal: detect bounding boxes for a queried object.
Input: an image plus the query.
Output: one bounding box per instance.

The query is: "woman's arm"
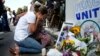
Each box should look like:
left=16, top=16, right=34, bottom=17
left=28, top=19, right=40, bottom=33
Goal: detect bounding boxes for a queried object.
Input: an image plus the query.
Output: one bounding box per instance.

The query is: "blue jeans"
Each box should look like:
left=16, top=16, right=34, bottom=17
left=16, top=37, right=43, bottom=53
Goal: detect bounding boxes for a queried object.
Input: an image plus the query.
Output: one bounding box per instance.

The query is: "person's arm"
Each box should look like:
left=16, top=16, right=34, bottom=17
left=28, top=19, right=40, bottom=33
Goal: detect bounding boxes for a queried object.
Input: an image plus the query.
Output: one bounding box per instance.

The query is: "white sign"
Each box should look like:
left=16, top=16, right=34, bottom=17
left=65, top=0, right=100, bottom=36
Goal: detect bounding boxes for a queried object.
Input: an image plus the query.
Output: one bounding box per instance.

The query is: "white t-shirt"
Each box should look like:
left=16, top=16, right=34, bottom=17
left=14, top=11, right=36, bottom=42
left=7, top=11, right=14, bottom=19
left=7, top=11, right=11, bottom=19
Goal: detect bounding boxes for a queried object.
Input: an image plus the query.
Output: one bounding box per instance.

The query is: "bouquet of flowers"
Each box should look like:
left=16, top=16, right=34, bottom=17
left=61, top=39, right=80, bottom=56
left=56, top=25, right=87, bottom=56
left=62, top=39, right=75, bottom=50
left=61, top=39, right=79, bottom=51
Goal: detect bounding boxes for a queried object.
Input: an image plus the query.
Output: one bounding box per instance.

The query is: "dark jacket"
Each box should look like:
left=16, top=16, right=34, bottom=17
left=0, top=0, right=5, bottom=16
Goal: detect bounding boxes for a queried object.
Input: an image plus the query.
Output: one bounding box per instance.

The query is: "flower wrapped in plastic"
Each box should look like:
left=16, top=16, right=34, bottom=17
left=70, top=26, right=80, bottom=36
left=61, top=39, right=75, bottom=51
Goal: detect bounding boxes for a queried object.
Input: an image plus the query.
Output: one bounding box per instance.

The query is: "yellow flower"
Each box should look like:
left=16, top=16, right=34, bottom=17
left=65, top=40, right=75, bottom=45
left=61, top=39, right=75, bottom=48
left=65, top=40, right=70, bottom=44
left=69, top=40, right=75, bottom=45
left=70, top=26, right=80, bottom=35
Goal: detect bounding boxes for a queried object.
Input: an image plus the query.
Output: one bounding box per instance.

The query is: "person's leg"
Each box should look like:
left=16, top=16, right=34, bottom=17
left=16, top=37, right=43, bottom=53
left=19, top=47, right=41, bottom=53
left=12, top=17, right=15, bottom=25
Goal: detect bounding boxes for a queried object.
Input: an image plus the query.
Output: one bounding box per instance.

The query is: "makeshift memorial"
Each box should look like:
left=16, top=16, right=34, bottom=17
left=56, top=22, right=74, bottom=49
left=47, top=48, right=63, bottom=56
left=54, top=22, right=95, bottom=56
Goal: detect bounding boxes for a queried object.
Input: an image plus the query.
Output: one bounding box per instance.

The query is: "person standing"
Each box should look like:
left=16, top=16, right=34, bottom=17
left=7, top=8, right=14, bottom=25
left=12, top=10, right=16, bottom=26
left=1, top=9, right=10, bottom=31
left=0, top=0, right=5, bottom=31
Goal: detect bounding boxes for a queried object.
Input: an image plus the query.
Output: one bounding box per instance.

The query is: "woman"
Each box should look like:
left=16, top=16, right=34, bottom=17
left=14, top=5, right=48, bottom=54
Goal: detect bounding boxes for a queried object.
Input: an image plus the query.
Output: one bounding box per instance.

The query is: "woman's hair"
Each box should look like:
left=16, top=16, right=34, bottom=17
left=34, top=4, right=41, bottom=13
left=38, top=5, right=48, bottom=15
left=31, top=0, right=35, bottom=4
left=31, top=0, right=43, bottom=4
left=34, top=5, right=47, bottom=15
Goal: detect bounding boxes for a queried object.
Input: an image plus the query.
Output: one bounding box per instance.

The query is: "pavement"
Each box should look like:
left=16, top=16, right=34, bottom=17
left=0, top=32, right=4, bottom=34
left=0, top=32, right=14, bottom=56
